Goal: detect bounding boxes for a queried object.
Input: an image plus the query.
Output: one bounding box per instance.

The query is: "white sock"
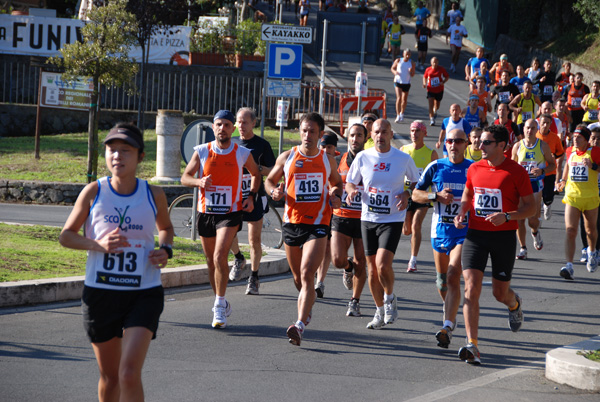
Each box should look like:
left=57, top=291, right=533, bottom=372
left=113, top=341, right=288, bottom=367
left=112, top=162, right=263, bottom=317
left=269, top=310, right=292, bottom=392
left=383, top=293, right=394, bottom=304
left=444, top=320, right=454, bottom=329
left=214, top=295, right=226, bottom=307
left=376, top=305, right=385, bottom=314
left=566, top=262, right=573, bottom=269
left=295, top=320, right=305, bottom=331
left=409, top=256, right=417, bottom=264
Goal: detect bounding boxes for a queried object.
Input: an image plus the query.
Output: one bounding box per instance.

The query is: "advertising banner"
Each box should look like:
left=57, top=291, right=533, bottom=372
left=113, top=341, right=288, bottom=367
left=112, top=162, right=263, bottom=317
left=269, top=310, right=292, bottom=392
left=0, top=14, right=192, bottom=65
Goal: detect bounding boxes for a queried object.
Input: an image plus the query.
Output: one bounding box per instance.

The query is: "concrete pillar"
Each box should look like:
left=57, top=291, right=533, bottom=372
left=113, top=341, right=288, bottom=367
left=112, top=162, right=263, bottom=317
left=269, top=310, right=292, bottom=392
left=153, top=109, right=184, bottom=183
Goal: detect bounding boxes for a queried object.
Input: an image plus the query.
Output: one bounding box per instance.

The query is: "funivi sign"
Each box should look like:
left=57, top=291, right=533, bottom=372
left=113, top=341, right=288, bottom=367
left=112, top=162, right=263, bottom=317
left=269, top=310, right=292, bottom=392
left=0, top=14, right=191, bottom=65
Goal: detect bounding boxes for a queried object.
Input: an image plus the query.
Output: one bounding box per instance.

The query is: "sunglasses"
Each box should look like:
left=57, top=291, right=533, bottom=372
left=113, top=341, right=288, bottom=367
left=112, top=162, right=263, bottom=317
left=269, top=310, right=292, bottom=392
left=362, top=117, right=376, bottom=123
left=445, top=138, right=467, bottom=144
left=481, top=140, right=498, bottom=146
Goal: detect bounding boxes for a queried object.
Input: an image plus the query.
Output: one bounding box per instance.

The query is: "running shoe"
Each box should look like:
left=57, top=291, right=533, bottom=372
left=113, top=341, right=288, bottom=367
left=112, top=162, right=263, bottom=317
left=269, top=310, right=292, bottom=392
left=366, top=310, right=385, bottom=329
left=315, top=281, right=325, bottom=298
left=225, top=300, right=232, bottom=317
left=286, top=324, right=303, bottom=346
left=508, top=294, right=523, bottom=332
left=580, top=248, right=588, bottom=263
left=245, top=275, right=260, bottom=295
left=212, top=304, right=227, bottom=329
left=543, top=204, right=552, bottom=220
left=458, top=343, right=481, bottom=364
left=229, top=257, right=246, bottom=281
left=587, top=251, right=598, bottom=273
left=430, top=118, right=435, bottom=126
left=560, top=265, right=575, bottom=280
left=532, top=231, right=543, bottom=251
left=384, top=294, right=398, bottom=324
left=406, top=260, right=417, bottom=273
left=395, top=115, right=401, bottom=123
left=516, top=247, right=527, bottom=260
left=435, top=326, right=453, bottom=349
left=346, top=299, right=361, bottom=317
left=343, top=258, right=354, bottom=290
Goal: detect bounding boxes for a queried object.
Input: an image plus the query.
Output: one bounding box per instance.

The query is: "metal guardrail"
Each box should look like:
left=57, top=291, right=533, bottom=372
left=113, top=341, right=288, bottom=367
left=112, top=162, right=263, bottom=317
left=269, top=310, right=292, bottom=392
left=0, top=60, right=385, bottom=127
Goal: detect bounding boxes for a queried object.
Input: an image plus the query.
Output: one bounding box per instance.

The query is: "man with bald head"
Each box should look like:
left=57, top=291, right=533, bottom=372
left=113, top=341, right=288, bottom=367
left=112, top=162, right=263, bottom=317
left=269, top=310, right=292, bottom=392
left=346, top=119, right=420, bottom=329
left=413, top=128, right=472, bottom=349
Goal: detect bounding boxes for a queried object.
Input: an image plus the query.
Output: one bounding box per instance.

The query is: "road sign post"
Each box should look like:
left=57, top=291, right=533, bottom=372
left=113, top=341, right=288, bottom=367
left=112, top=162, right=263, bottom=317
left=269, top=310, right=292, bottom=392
left=259, top=24, right=313, bottom=144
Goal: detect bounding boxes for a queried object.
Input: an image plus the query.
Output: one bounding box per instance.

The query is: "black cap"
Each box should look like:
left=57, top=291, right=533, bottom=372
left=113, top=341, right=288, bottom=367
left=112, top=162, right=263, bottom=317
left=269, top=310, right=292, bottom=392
left=103, top=127, right=143, bottom=149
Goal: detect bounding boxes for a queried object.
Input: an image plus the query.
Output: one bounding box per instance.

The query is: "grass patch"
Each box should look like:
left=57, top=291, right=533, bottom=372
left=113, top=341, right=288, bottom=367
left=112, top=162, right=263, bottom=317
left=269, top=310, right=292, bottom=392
left=577, top=349, right=600, bottom=363
left=0, top=128, right=302, bottom=184
left=541, top=26, right=600, bottom=74
left=0, top=223, right=252, bottom=282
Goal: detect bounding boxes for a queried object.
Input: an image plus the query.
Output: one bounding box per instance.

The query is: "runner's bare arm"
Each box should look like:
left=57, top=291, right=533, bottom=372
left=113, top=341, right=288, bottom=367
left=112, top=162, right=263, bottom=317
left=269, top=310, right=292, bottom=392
left=265, top=150, right=291, bottom=201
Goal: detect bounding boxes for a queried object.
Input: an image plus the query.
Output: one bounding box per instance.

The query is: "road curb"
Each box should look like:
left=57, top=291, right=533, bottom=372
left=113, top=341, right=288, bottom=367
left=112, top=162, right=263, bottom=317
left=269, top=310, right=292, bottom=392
left=545, top=335, right=600, bottom=392
left=0, top=248, right=289, bottom=308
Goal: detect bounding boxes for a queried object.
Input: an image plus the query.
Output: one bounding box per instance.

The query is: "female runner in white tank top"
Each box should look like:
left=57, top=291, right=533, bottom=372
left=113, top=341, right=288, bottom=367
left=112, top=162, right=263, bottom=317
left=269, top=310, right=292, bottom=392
left=60, top=123, right=174, bottom=400
left=391, top=48, right=416, bottom=123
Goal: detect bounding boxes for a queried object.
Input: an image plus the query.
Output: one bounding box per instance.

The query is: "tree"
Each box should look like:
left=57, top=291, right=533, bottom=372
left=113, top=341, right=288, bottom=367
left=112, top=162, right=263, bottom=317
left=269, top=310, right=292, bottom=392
left=48, top=0, right=139, bottom=183
left=126, top=0, right=188, bottom=133
left=573, top=0, right=600, bottom=30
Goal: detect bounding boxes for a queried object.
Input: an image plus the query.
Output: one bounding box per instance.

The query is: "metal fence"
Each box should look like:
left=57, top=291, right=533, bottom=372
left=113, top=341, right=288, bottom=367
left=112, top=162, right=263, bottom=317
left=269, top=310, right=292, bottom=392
left=0, top=59, right=385, bottom=126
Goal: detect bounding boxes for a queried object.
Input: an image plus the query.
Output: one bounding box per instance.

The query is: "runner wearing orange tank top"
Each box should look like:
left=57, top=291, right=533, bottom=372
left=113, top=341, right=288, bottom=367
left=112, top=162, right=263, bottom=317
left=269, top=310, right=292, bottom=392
left=182, top=110, right=261, bottom=329
left=266, top=113, right=343, bottom=346
left=331, top=124, right=368, bottom=317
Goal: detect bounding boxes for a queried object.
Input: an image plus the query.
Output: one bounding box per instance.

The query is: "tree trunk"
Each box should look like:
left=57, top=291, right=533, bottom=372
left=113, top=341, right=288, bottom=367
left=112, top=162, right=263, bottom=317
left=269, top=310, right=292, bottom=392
left=137, top=43, right=147, bottom=135
left=87, top=75, right=100, bottom=183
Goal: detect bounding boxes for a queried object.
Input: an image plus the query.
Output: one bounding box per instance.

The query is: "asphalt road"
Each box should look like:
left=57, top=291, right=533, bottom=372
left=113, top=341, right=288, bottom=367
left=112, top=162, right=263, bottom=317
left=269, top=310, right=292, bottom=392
left=1, top=7, right=599, bottom=402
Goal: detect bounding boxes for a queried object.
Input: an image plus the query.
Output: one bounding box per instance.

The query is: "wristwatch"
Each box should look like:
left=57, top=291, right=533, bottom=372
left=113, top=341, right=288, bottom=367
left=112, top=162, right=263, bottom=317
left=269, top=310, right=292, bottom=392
left=428, top=192, right=437, bottom=201
left=160, top=244, right=173, bottom=259
left=258, top=165, right=263, bottom=172
left=248, top=191, right=256, bottom=199
left=504, top=213, right=511, bottom=222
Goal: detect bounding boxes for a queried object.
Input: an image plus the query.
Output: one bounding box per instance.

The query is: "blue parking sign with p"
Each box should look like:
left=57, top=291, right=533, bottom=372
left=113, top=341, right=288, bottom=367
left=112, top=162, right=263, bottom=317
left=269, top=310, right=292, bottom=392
left=268, top=44, right=303, bottom=79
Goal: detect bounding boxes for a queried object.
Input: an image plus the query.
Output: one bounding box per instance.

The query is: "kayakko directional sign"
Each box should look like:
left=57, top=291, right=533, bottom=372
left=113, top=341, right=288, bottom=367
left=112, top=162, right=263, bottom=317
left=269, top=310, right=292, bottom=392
left=261, top=24, right=313, bottom=44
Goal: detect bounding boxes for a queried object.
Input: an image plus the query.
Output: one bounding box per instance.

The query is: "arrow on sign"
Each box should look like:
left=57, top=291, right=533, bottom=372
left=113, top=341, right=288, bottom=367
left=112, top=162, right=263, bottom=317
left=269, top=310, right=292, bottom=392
left=262, top=26, right=272, bottom=40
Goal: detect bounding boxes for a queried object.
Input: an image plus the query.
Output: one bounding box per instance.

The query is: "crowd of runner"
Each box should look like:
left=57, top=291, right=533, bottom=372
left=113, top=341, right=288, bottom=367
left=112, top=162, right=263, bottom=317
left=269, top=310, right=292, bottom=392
left=57, top=2, right=600, bottom=398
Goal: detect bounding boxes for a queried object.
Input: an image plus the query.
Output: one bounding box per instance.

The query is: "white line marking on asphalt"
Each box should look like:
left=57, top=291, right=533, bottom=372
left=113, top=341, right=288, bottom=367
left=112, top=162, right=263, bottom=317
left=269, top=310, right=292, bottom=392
left=303, top=53, right=344, bottom=88
left=403, top=362, right=544, bottom=402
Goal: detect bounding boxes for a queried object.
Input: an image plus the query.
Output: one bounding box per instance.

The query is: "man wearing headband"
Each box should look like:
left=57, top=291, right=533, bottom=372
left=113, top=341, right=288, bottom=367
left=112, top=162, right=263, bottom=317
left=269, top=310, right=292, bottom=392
left=489, top=54, right=515, bottom=85
left=401, top=120, right=438, bottom=273
left=413, top=128, right=471, bottom=350
left=181, top=109, right=261, bottom=329
left=454, top=124, right=535, bottom=364
left=462, top=94, right=486, bottom=131
left=266, top=113, right=343, bottom=346
left=330, top=123, right=368, bottom=317
left=511, top=118, right=556, bottom=260
left=346, top=119, right=420, bottom=330
left=228, top=107, right=277, bottom=296
left=556, top=124, right=600, bottom=279
left=361, top=112, right=378, bottom=150
left=436, top=104, right=471, bottom=156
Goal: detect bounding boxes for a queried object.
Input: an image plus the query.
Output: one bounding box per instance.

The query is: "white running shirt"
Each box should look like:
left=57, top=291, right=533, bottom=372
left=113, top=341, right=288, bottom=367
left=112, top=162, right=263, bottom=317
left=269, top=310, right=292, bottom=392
left=346, top=147, right=420, bottom=223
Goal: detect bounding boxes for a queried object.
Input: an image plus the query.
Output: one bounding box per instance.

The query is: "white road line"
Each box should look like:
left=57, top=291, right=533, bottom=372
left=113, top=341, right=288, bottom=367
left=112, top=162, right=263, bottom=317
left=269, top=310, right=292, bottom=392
left=403, top=362, right=544, bottom=402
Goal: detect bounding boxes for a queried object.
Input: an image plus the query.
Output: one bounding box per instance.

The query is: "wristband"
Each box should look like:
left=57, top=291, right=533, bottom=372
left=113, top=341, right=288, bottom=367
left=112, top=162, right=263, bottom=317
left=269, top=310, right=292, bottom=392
left=248, top=191, right=256, bottom=199
left=160, top=244, right=173, bottom=259
left=592, top=163, right=598, bottom=171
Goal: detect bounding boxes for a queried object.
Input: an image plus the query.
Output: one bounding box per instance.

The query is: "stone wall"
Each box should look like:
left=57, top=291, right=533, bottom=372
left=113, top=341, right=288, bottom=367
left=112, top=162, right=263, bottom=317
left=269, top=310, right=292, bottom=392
left=0, top=179, right=192, bottom=205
